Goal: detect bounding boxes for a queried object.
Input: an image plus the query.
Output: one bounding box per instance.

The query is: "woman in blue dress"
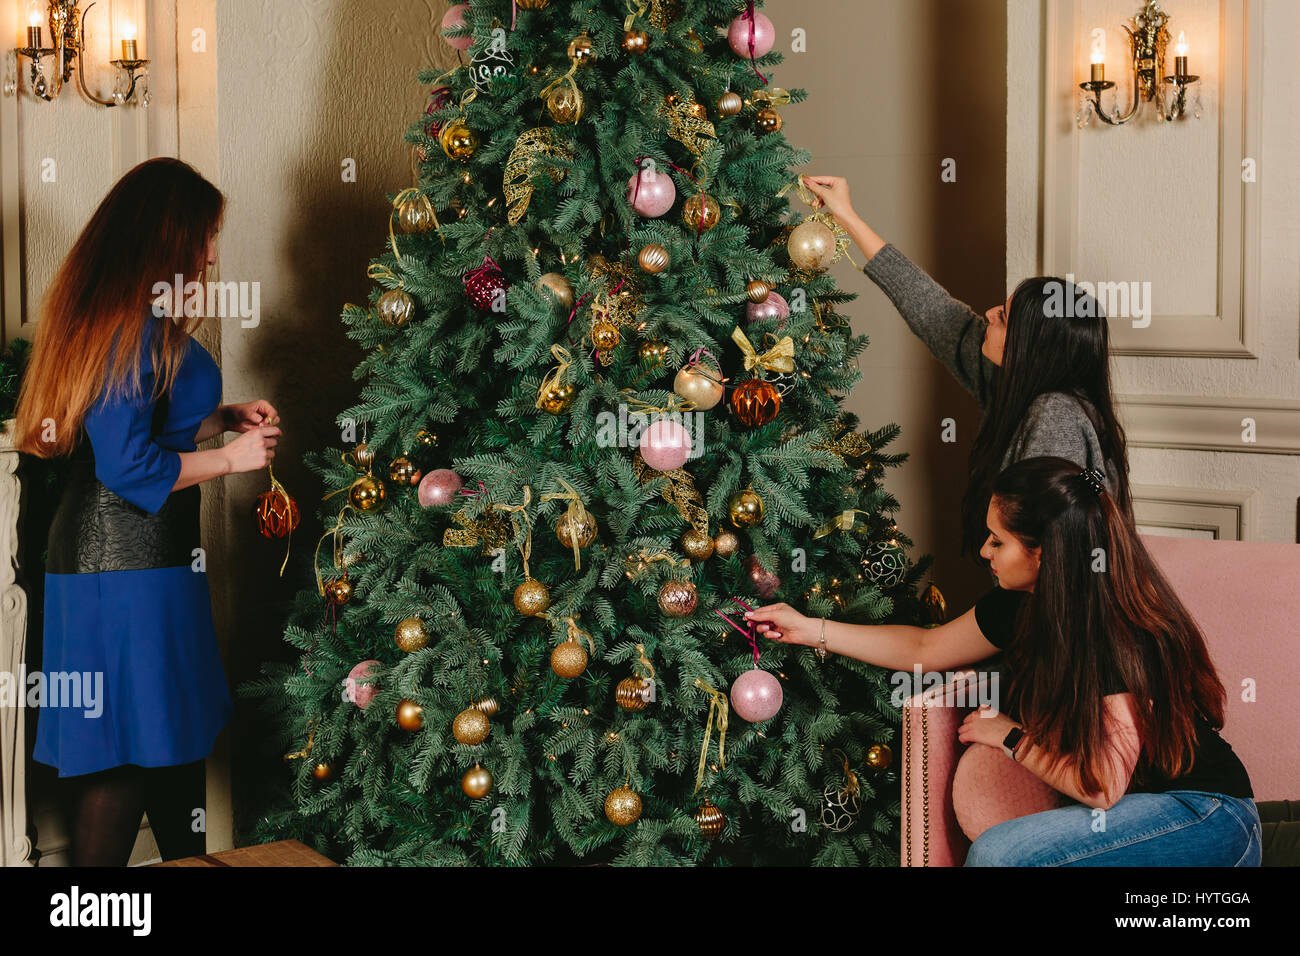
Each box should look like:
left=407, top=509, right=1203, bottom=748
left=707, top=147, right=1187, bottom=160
left=13, top=157, right=282, bottom=865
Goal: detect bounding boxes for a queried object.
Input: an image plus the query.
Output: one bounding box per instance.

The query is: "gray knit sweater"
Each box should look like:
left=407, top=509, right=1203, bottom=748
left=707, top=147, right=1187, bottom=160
left=862, top=243, right=1118, bottom=495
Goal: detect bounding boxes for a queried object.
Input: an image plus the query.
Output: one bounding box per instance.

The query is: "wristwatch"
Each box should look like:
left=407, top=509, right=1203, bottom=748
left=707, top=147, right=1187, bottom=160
left=1001, top=726, right=1025, bottom=760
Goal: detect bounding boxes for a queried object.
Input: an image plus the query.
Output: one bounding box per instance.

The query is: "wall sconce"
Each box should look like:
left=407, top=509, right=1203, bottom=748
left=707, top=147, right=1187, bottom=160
left=1076, top=0, right=1200, bottom=127
left=2, top=1, right=149, bottom=106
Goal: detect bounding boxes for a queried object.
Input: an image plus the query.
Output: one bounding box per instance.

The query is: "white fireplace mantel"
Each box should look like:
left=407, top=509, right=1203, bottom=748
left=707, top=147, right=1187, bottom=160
left=0, top=418, right=33, bottom=866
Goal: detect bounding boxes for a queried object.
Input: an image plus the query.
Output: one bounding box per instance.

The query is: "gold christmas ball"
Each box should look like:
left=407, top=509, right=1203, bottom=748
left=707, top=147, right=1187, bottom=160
left=556, top=509, right=598, bottom=549
left=311, top=761, right=333, bottom=782
left=515, top=0, right=549, bottom=8
left=453, top=706, right=491, bottom=745
left=348, top=475, right=387, bottom=512
left=682, top=193, right=721, bottom=232
left=673, top=364, right=724, bottom=410
left=591, top=320, right=620, bottom=351
left=605, top=786, right=642, bottom=825
left=728, top=489, right=765, bottom=528
left=473, top=697, right=499, bottom=718
left=638, top=340, right=670, bottom=364
left=351, top=442, right=375, bottom=470
left=394, top=616, right=429, bottom=653
left=440, top=119, right=478, bottom=161
left=755, top=106, right=783, bottom=134
left=717, top=91, right=744, bottom=117
left=616, top=676, right=652, bottom=711
left=324, top=576, right=352, bottom=606
left=539, top=381, right=576, bottom=414
left=396, top=698, right=423, bottom=731
left=713, top=530, right=740, bottom=558
left=396, top=193, right=437, bottom=234
left=788, top=219, right=837, bottom=272
left=536, top=272, right=574, bottom=309
left=546, top=84, right=583, bottom=124
left=550, top=639, right=588, bottom=678
left=513, top=578, right=551, bottom=616
left=622, top=29, right=650, bottom=55
left=746, top=279, right=772, bottom=303
left=638, top=243, right=669, bottom=274
left=376, top=289, right=414, bottom=328
left=694, top=798, right=726, bottom=838
left=657, top=579, right=698, bottom=617
left=462, top=764, right=493, bottom=798
left=567, top=34, right=596, bottom=66
left=389, top=456, right=421, bottom=486
left=680, top=528, right=715, bottom=561
left=415, top=429, right=439, bottom=450
left=866, top=743, right=893, bottom=770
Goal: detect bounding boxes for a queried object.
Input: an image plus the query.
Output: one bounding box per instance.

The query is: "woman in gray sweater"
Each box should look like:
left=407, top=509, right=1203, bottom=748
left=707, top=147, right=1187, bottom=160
left=802, top=174, right=1133, bottom=558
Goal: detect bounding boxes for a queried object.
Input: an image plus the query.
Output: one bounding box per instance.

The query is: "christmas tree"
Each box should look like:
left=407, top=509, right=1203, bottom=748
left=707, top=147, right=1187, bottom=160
left=243, top=0, right=933, bottom=866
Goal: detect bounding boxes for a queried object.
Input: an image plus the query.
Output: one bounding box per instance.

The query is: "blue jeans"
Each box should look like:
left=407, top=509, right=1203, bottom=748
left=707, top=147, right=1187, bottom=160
left=965, top=790, right=1262, bottom=866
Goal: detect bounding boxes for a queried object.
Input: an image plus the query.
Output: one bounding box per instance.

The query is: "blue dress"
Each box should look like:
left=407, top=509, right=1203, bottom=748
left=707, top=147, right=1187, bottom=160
left=34, top=311, right=233, bottom=777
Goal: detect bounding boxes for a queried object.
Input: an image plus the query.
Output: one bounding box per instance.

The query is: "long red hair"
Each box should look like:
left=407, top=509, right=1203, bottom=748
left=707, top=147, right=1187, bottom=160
left=13, top=157, right=225, bottom=458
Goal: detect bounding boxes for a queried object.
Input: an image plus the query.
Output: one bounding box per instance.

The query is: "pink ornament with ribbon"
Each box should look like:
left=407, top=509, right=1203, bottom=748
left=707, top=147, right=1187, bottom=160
left=716, top=598, right=784, bottom=722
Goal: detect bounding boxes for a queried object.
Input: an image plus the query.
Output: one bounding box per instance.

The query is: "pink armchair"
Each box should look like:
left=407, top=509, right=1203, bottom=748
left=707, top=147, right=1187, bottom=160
left=900, top=536, right=1300, bottom=866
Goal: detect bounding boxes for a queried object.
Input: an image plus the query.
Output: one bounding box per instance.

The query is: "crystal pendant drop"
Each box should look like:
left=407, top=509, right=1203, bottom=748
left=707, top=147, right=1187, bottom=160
left=1076, top=91, right=1095, bottom=129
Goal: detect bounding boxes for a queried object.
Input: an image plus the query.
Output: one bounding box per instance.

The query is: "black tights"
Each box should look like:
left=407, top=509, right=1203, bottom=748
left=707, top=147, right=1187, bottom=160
left=69, top=760, right=207, bottom=867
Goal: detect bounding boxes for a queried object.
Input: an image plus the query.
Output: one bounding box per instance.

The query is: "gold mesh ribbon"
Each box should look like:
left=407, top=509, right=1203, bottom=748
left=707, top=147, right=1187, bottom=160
left=540, top=476, right=590, bottom=571
left=443, top=509, right=511, bottom=553
left=732, top=326, right=795, bottom=375
left=504, top=127, right=571, bottom=226
left=813, top=509, right=871, bottom=539
left=632, top=454, right=709, bottom=535
left=812, top=422, right=872, bottom=464
left=535, top=345, right=574, bottom=411
left=647, top=0, right=676, bottom=29
left=657, top=95, right=716, bottom=157
left=494, top=486, right=535, bottom=578
left=752, top=88, right=792, bottom=108
left=693, top=678, right=728, bottom=792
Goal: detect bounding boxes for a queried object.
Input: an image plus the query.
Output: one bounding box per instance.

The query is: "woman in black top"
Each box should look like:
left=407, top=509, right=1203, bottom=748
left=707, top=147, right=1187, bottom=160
left=746, top=457, right=1259, bottom=866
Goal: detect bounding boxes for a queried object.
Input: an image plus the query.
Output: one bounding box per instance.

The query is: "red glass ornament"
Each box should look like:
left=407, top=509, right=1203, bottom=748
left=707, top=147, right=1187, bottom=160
left=464, top=257, right=508, bottom=313
left=730, top=378, right=781, bottom=427
left=253, top=489, right=300, bottom=538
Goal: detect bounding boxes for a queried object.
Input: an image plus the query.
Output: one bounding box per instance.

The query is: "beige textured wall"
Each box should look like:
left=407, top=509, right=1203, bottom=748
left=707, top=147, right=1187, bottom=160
left=769, top=0, right=1008, bottom=611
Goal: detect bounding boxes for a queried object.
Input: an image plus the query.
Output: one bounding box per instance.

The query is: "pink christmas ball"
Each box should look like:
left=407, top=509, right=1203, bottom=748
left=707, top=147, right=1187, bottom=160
left=730, top=668, right=783, bottom=723
left=442, top=4, right=473, bottom=51
left=627, top=169, right=677, bottom=218
left=346, top=660, right=382, bottom=709
left=640, top=419, right=692, bottom=471
left=746, top=554, right=781, bottom=599
left=746, top=291, right=790, bottom=324
left=418, top=468, right=463, bottom=506
left=728, top=10, right=775, bottom=59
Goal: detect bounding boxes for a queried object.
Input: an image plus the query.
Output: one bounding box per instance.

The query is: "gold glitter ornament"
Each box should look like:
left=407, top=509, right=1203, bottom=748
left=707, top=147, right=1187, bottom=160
left=376, top=289, right=414, bottom=328
left=389, top=456, right=421, bottom=486
left=396, top=698, right=424, bottom=731
left=694, top=798, right=726, bottom=838
left=682, top=193, right=721, bottom=232
left=591, top=320, right=620, bottom=351
left=680, top=528, right=715, bottom=561
left=453, top=706, right=491, bottom=745
left=394, top=616, right=429, bottom=653
left=713, top=530, right=740, bottom=557
left=728, top=489, right=765, bottom=528
left=638, top=243, right=669, bottom=273
left=657, top=579, right=698, bottom=617
left=462, top=763, right=493, bottom=798
left=550, top=638, right=588, bottom=678
left=513, top=578, right=551, bottom=616
left=348, top=475, right=387, bottom=512
left=605, top=786, right=642, bottom=825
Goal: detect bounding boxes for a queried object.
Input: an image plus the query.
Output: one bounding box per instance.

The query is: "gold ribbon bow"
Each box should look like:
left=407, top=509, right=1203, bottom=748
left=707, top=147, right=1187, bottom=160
left=623, top=390, right=697, bottom=414
left=366, top=263, right=403, bottom=289
left=546, top=614, right=596, bottom=654
left=813, top=509, right=872, bottom=539
left=535, top=345, right=574, bottom=412
left=624, top=549, right=687, bottom=580
left=732, top=326, right=795, bottom=375
left=494, top=486, right=535, bottom=578
left=312, top=506, right=351, bottom=597
left=694, top=678, right=728, bottom=792
left=752, top=88, right=792, bottom=108
left=623, top=0, right=648, bottom=30
left=540, top=476, right=590, bottom=570
left=634, top=643, right=656, bottom=682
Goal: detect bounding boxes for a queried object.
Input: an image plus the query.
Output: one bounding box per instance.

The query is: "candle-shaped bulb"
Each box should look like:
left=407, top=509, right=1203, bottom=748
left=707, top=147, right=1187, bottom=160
left=121, top=22, right=138, bottom=60
left=28, top=9, right=41, bottom=27
left=1090, top=49, right=1105, bottom=65
left=1175, top=30, right=1188, bottom=57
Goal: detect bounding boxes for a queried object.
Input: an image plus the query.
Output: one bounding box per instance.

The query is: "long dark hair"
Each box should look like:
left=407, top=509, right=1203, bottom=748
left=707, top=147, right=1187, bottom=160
left=991, top=457, right=1225, bottom=797
left=15, top=157, right=225, bottom=458
left=960, top=276, right=1131, bottom=557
